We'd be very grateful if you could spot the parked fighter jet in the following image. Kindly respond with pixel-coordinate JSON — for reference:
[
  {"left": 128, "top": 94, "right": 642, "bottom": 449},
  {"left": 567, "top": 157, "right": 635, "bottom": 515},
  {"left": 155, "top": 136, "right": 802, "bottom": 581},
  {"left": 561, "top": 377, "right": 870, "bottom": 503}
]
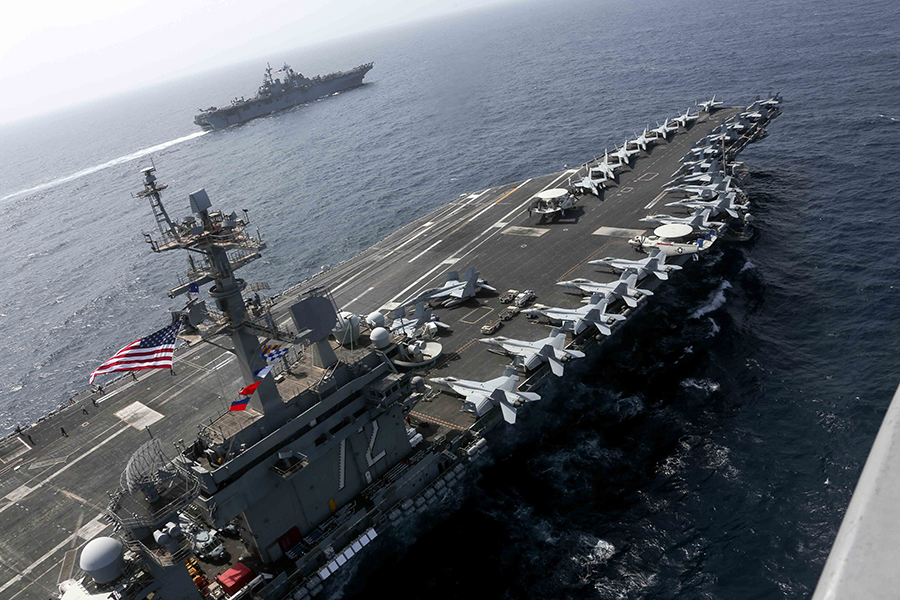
[
  {"left": 610, "top": 141, "right": 640, "bottom": 167},
  {"left": 665, "top": 177, "right": 742, "bottom": 198},
  {"left": 523, "top": 294, "right": 626, "bottom": 336},
  {"left": 421, "top": 266, "right": 496, "bottom": 307},
  {"left": 698, "top": 95, "right": 725, "bottom": 112},
  {"left": 758, "top": 92, "right": 782, "bottom": 109},
  {"left": 666, "top": 169, "right": 726, "bottom": 188},
  {"left": 702, "top": 128, "right": 739, "bottom": 146},
  {"left": 557, "top": 272, "right": 654, "bottom": 308},
  {"left": 628, "top": 128, "right": 659, "bottom": 152},
  {"left": 573, "top": 162, "right": 611, "bottom": 196},
  {"left": 672, "top": 107, "right": 700, "bottom": 128},
  {"left": 430, "top": 368, "right": 541, "bottom": 424},
  {"left": 390, "top": 302, "right": 450, "bottom": 336},
  {"left": 650, "top": 119, "right": 679, "bottom": 141},
  {"left": 478, "top": 328, "right": 585, "bottom": 377},
  {"left": 682, "top": 145, "right": 722, "bottom": 161},
  {"left": 666, "top": 192, "right": 745, "bottom": 219},
  {"left": 670, "top": 157, "right": 723, "bottom": 180},
  {"left": 589, "top": 249, "right": 682, "bottom": 281}
]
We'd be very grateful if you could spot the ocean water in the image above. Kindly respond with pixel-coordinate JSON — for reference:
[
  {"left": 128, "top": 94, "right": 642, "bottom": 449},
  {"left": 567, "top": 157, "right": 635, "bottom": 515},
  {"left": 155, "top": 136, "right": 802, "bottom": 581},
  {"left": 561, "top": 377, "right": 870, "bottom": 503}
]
[{"left": 2, "top": 0, "right": 899, "bottom": 597}]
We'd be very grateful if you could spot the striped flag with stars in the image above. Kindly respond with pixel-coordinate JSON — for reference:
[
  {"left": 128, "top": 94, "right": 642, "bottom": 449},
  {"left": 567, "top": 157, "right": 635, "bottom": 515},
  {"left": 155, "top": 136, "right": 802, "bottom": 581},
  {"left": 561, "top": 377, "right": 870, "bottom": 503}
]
[{"left": 90, "top": 322, "right": 181, "bottom": 384}]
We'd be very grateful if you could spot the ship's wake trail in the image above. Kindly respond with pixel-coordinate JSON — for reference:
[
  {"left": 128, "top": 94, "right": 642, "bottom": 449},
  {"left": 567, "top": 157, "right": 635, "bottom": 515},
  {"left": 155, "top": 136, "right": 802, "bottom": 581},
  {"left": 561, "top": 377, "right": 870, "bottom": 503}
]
[{"left": 0, "top": 130, "right": 208, "bottom": 202}]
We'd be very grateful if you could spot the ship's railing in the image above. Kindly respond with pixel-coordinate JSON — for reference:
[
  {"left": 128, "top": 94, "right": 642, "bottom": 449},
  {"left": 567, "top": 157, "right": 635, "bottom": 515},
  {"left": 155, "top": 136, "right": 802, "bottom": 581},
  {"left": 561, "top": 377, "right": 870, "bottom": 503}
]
[
  {"left": 121, "top": 534, "right": 193, "bottom": 567},
  {"left": 107, "top": 464, "right": 200, "bottom": 529}
]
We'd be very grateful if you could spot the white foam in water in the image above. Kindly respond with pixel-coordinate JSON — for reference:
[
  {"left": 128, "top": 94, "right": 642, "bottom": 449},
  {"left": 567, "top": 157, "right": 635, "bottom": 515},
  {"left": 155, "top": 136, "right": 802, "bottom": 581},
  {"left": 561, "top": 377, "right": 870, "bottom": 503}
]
[
  {"left": 690, "top": 281, "right": 732, "bottom": 319},
  {"left": 0, "top": 130, "right": 208, "bottom": 203},
  {"left": 680, "top": 378, "right": 721, "bottom": 393}
]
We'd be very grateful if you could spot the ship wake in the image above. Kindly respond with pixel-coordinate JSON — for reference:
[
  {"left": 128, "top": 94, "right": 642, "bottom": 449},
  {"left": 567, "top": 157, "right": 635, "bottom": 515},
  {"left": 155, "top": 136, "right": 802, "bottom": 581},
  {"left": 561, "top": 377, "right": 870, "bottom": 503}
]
[{"left": 1, "top": 131, "right": 208, "bottom": 203}]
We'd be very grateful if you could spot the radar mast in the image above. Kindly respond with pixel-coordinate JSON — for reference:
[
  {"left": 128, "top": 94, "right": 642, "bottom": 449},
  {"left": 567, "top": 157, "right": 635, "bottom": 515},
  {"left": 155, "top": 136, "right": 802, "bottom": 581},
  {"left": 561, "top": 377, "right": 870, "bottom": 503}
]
[{"left": 136, "top": 167, "right": 289, "bottom": 417}]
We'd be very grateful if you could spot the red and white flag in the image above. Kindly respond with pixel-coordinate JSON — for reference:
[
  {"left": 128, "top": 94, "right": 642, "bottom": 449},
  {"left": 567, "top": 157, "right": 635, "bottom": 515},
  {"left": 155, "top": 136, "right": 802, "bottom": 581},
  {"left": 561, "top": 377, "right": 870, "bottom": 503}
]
[{"left": 90, "top": 322, "right": 181, "bottom": 384}]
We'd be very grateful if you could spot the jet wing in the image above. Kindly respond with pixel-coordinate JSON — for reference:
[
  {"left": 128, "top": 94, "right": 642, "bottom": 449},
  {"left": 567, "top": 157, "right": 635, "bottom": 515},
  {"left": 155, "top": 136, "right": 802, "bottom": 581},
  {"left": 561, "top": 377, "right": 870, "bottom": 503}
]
[{"left": 523, "top": 351, "right": 544, "bottom": 372}]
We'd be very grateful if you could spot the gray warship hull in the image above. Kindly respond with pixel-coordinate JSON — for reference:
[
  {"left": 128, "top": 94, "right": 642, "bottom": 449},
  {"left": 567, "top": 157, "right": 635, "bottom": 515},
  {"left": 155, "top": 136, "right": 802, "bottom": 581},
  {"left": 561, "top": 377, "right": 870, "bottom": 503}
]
[
  {"left": 194, "top": 64, "right": 373, "bottom": 131},
  {"left": 0, "top": 100, "right": 779, "bottom": 600}
]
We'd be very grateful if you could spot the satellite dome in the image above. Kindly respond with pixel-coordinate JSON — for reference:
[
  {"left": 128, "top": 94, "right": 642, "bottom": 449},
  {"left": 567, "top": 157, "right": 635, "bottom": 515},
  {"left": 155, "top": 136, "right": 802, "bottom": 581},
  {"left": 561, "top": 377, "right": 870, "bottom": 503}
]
[
  {"left": 366, "top": 311, "right": 385, "bottom": 329},
  {"left": 333, "top": 311, "right": 361, "bottom": 345},
  {"left": 370, "top": 327, "right": 390, "bottom": 349},
  {"left": 79, "top": 537, "right": 124, "bottom": 584}
]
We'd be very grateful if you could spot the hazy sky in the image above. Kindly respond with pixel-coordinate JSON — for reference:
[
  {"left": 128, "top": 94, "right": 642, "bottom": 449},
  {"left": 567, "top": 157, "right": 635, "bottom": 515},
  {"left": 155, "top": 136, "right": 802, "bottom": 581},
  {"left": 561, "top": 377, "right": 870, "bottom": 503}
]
[{"left": 1, "top": 0, "right": 511, "bottom": 124}]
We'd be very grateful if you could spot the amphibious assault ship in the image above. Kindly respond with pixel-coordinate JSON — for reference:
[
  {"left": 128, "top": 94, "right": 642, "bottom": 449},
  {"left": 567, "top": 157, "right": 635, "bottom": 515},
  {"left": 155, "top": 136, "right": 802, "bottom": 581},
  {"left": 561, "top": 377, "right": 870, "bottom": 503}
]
[
  {"left": 0, "top": 96, "right": 780, "bottom": 600},
  {"left": 194, "top": 62, "right": 374, "bottom": 130}
]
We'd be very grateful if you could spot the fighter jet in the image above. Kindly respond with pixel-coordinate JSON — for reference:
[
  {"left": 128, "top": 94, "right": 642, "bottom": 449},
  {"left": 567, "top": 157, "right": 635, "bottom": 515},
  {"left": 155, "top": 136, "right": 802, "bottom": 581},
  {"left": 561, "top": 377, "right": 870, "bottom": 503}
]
[
  {"left": 666, "top": 167, "right": 730, "bottom": 188},
  {"left": 665, "top": 177, "right": 743, "bottom": 199},
  {"left": 627, "top": 128, "right": 659, "bottom": 152},
  {"left": 670, "top": 157, "right": 723, "bottom": 180},
  {"left": 682, "top": 145, "right": 722, "bottom": 162},
  {"left": 430, "top": 368, "right": 541, "bottom": 424},
  {"left": 672, "top": 107, "right": 700, "bottom": 128},
  {"left": 665, "top": 192, "right": 745, "bottom": 219},
  {"left": 641, "top": 208, "right": 724, "bottom": 231},
  {"left": 698, "top": 95, "right": 725, "bottom": 112},
  {"left": 556, "top": 272, "right": 654, "bottom": 308},
  {"left": 610, "top": 141, "right": 640, "bottom": 167},
  {"left": 573, "top": 162, "right": 611, "bottom": 197},
  {"left": 523, "top": 294, "right": 626, "bottom": 336},
  {"left": 701, "top": 128, "right": 740, "bottom": 146},
  {"left": 649, "top": 119, "right": 679, "bottom": 141},
  {"left": 758, "top": 92, "right": 782, "bottom": 109},
  {"left": 420, "top": 266, "right": 496, "bottom": 307},
  {"left": 390, "top": 302, "right": 450, "bottom": 336},
  {"left": 478, "top": 328, "right": 585, "bottom": 377},
  {"left": 589, "top": 249, "right": 683, "bottom": 281}
]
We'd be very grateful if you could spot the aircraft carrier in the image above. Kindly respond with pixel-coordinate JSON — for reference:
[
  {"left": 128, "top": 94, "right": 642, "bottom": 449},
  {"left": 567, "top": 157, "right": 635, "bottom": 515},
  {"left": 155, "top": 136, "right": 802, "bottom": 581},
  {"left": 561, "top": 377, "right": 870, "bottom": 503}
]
[
  {"left": 0, "top": 97, "right": 780, "bottom": 600},
  {"left": 194, "top": 62, "right": 374, "bottom": 130}
]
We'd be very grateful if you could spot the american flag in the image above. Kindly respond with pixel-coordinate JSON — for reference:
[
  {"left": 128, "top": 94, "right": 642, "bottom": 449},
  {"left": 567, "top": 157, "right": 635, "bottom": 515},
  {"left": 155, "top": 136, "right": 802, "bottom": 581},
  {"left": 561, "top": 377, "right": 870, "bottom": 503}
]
[{"left": 89, "top": 322, "right": 182, "bottom": 384}]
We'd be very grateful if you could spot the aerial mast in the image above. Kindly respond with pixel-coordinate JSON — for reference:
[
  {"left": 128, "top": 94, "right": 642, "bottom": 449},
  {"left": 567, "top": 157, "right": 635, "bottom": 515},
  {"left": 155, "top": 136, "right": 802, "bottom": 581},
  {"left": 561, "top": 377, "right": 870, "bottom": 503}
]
[{"left": 136, "top": 167, "right": 289, "bottom": 417}]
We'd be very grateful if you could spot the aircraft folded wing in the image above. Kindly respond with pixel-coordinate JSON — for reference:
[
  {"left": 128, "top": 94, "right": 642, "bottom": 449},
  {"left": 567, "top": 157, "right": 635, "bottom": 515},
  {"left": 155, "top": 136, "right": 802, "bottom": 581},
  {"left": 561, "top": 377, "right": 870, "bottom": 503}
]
[
  {"left": 428, "top": 287, "right": 452, "bottom": 298},
  {"left": 523, "top": 351, "right": 544, "bottom": 372},
  {"left": 546, "top": 353, "right": 564, "bottom": 376},
  {"left": 490, "top": 388, "right": 518, "bottom": 424}
]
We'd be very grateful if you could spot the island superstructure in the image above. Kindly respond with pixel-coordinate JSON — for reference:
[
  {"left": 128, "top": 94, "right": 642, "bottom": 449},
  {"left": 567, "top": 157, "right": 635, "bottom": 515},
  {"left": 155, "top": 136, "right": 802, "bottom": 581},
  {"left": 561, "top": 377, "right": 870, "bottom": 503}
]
[
  {"left": 194, "top": 62, "right": 374, "bottom": 130},
  {"left": 0, "top": 96, "right": 780, "bottom": 600}
]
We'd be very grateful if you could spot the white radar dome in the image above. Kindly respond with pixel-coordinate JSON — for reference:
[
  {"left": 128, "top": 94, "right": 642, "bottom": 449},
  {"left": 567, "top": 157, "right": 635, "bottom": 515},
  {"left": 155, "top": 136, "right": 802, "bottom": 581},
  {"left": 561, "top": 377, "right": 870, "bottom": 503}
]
[
  {"left": 370, "top": 327, "right": 391, "bottom": 349},
  {"left": 366, "top": 311, "right": 386, "bottom": 329},
  {"left": 333, "top": 311, "right": 361, "bottom": 345},
  {"left": 79, "top": 537, "right": 125, "bottom": 584}
]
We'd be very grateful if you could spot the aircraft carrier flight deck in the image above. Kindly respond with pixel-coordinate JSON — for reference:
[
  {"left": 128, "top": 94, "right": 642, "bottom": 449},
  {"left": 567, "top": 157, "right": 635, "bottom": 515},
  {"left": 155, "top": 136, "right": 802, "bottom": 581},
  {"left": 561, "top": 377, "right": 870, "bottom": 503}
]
[{"left": 0, "top": 101, "right": 777, "bottom": 600}]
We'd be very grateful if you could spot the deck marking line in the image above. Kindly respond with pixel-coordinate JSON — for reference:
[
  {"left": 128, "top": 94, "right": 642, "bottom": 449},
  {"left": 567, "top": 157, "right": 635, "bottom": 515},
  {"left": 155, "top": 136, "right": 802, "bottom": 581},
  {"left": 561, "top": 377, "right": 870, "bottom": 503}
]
[
  {"left": 400, "top": 170, "right": 577, "bottom": 304},
  {"left": 341, "top": 286, "right": 375, "bottom": 310},
  {"left": 408, "top": 240, "right": 443, "bottom": 263},
  {"left": 645, "top": 191, "right": 667, "bottom": 210}
]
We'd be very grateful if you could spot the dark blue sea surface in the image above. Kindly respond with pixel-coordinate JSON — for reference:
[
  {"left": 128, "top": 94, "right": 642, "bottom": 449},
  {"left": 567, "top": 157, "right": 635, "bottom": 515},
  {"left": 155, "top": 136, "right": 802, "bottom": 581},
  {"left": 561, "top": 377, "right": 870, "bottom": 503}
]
[{"left": 1, "top": 0, "right": 899, "bottom": 597}]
